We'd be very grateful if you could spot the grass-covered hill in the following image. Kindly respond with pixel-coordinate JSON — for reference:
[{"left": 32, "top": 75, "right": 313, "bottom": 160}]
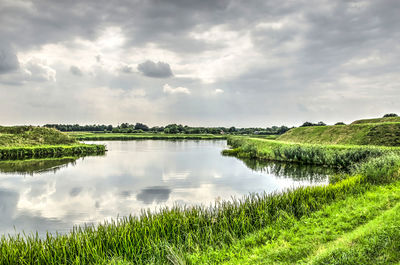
[
  {"left": 277, "top": 122, "right": 400, "bottom": 146},
  {"left": 0, "top": 126, "right": 77, "bottom": 147},
  {"left": 0, "top": 126, "right": 104, "bottom": 160},
  {"left": 351, "top": 116, "right": 400, "bottom": 124}
]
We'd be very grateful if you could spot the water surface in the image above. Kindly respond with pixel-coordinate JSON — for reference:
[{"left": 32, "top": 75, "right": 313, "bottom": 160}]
[{"left": 0, "top": 140, "right": 331, "bottom": 236}]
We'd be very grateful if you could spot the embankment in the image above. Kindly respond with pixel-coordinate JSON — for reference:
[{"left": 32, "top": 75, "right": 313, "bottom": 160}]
[
  {"left": 276, "top": 123, "right": 400, "bottom": 146},
  {"left": 0, "top": 126, "right": 105, "bottom": 160}
]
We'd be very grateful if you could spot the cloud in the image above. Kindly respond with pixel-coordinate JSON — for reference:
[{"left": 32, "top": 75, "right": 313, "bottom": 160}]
[
  {"left": 138, "top": 60, "right": 173, "bottom": 78},
  {"left": 119, "top": 64, "right": 134, "bottom": 74},
  {"left": 24, "top": 58, "right": 56, "bottom": 82},
  {"left": 70, "top": 65, "right": 83, "bottom": 76},
  {"left": 0, "top": 57, "right": 56, "bottom": 85},
  {"left": 163, "top": 84, "right": 190, "bottom": 95},
  {"left": 0, "top": 44, "right": 19, "bottom": 74},
  {"left": 1, "top": 0, "right": 400, "bottom": 126}
]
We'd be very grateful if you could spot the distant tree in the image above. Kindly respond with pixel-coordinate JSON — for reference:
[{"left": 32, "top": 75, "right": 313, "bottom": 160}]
[
  {"left": 134, "top": 123, "right": 149, "bottom": 131},
  {"left": 335, "top": 122, "right": 346, "bottom": 125},
  {"left": 383, "top": 113, "right": 398, "bottom": 117},
  {"left": 301, "top": 121, "right": 326, "bottom": 127},
  {"left": 300, "top": 122, "right": 314, "bottom": 127},
  {"left": 120, "top": 123, "right": 129, "bottom": 129}
]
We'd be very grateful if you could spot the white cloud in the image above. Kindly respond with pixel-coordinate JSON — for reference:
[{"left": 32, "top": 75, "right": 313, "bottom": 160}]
[
  {"left": 163, "top": 84, "right": 190, "bottom": 95},
  {"left": 24, "top": 58, "right": 56, "bottom": 82}
]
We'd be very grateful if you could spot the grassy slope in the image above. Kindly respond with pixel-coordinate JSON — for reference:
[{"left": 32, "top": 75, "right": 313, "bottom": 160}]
[
  {"left": 67, "top": 132, "right": 227, "bottom": 140},
  {"left": 189, "top": 180, "right": 400, "bottom": 264},
  {"left": 352, "top": 116, "right": 400, "bottom": 124},
  {"left": 277, "top": 123, "right": 400, "bottom": 146},
  {"left": 211, "top": 137, "right": 400, "bottom": 264},
  {"left": 224, "top": 137, "right": 400, "bottom": 169},
  {"left": 0, "top": 126, "right": 105, "bottom": 160},
  {"left": 0, "top": 126, "right": 77, "bottom": 147}
]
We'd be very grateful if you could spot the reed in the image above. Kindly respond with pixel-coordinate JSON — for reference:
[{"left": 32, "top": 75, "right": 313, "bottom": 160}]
[
  {"left": 224, "top": 136, "right": 400, "bottom": 169},
  {"left": 0, "top": 144, "right": 106, "bottom": 160}
]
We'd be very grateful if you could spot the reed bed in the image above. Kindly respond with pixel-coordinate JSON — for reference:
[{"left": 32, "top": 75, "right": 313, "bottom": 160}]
[
  {"left": 224, "top": 136, "right": 400, "bottom": 169},
  {"left": 0, "top": 144, "right": 105, "bottom": 160}
]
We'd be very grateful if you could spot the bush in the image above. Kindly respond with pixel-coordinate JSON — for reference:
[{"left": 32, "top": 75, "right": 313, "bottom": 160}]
[{"left": 383, "top": 113, "right": 398, "bottom": 117}]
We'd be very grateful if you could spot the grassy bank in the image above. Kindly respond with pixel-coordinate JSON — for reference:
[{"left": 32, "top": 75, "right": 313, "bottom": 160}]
[
  {"left": 351, "top": 116, "right": 400, "bottom": 124},
  {"left": 67, "top": 132, "right": 227, "bottom": 141},
  {"left": 189, "top": 175, "right": 400, "bottom": 264},
  {"left": 1, "top": 138, "right": 400, "bottom": 264},
  {"left": 277, "top": 122, "right": 400, "bottom": 146},
  {"left": 0, "top": 144, "right": 105, "bottom": 160},
  {"left": 223, "top": 136, "right": 400, "bottom": 169},
  {"left": 0, "top": 126, "right": 76, "bottom": 147},
  {"left": 0, "top": 126, "right": 105, "bottom": 160}
]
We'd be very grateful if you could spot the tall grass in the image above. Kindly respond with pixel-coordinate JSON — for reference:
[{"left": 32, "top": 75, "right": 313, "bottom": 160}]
[
  {"left": 0, "top": 126, "right": 78, "bottom": 147},
  {"left": 225, "top": 136, "right": 400, "bottom": 169},
  {"left": 0, "top": 144, "right": 105, "bottom": 160}
]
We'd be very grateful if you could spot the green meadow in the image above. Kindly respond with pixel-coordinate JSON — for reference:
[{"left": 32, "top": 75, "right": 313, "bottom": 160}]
[
  {"left": 277, "top": 120, "right": 400, "bottom": 146},
  {"left": 0, "top": 126, "right": 105, "bottom": 160}
]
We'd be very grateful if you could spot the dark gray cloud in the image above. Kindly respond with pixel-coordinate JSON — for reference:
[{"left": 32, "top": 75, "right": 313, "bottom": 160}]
[
  {"left": 0, "top": 44, "right": 19, "bottom": 74},
  {"left": 137, "top": 60, "right": 173, "bottom": 78},
  {"left": 70, "top": 66, "right": 83, "bottom": 76}
]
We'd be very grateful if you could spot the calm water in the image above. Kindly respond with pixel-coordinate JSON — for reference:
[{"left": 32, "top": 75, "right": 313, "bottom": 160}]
[{"left": 0, "top": 140, "right": 332, "bottom": 236}]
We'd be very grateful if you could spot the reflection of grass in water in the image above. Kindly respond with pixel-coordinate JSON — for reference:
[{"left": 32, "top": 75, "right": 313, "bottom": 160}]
[
  {"left": 2, "top": 137, "right": 400, "bottom": 264},
  {"left": 0, "top": 157, "right": 79, "bottom": 176},
  {"left": 238, "top": 158, "right": 340, "bottom": 182}
]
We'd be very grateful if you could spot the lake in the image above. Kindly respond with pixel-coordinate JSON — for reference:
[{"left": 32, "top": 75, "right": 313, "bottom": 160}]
[{"left": 0, "top": 140, "right": 332, "bottom": 236}]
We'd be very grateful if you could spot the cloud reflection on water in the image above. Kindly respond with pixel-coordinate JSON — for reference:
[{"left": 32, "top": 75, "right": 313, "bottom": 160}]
[{"left": 0, "top": 140, "right": 331, "bottom": 236}]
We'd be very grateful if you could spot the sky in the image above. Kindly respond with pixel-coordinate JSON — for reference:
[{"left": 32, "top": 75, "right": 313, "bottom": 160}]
[{"left": 0, "top": 0, "right": 399, "bottom": 127}]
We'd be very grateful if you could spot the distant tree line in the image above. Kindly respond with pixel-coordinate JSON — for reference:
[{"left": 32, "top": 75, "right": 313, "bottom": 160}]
[
  {"left": 383, "top": 113, "right": 398, "bottom": 117},
  {"left": 300, "top": 121, "right": 327, "bottom": 127},
  {"left": 43, "top": 123, "right": 291, "bottom": 135}
]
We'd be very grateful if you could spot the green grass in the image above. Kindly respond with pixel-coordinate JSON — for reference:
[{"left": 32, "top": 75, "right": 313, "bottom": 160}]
[
  {"left": 0, "top": 144, "right": 106, "bottom": 160},
  {"left": 0, "top": 126, "right": 106, "bottom": 160},
  {"left": 2, "top": 131, "right": 400, "bottom": 264},
  {"left": 0, "top": 126, "right": 78, "bottom": 147},
  {"left": 277, "top": 123, "right": 400, "bottom": 146},
  {"left": 1, "top": 147, "right": 400, "bottom": 264},
  {"left": 223, "top": 136, "right": 400, "bottom": 168},
  {"left": 351, "top": 116, "right": 400, "bottom": 124},
  {"left": 189, "top": 176, "right": 400, "bottom": 264},
  {"left": 67, "top": 132, "right": 227, "bottom": 141}
]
